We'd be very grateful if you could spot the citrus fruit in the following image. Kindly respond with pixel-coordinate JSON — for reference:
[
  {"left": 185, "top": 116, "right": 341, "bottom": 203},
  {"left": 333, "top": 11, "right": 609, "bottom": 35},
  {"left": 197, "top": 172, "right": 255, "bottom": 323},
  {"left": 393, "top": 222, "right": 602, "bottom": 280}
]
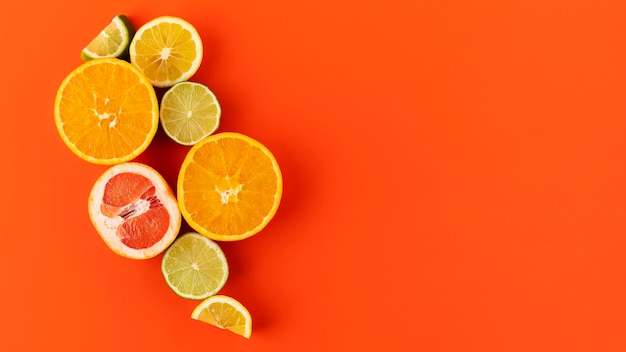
[
  {"left": 191, "top": 295, "right": 252, "bottom": 338},
  {"left": 159, "top": 81, "right": 221, "bottom": 146},
  {"left": 129, "top": 16, "right": 203, "bottom": 88},
  {"left": 177, "top": 132, "right": 283, "bottom": 241},
  {"left": 161, "top": 232, "right": 229, "bottom": 299},
  {"left": 54, "top": 58, "right": 159, "bottom": 165},
  {"left": 81, "top": 14, "right": 135, "bottom": 61},
  {"left": 88, "top": 162, "right": 181, "bottom": 259}
]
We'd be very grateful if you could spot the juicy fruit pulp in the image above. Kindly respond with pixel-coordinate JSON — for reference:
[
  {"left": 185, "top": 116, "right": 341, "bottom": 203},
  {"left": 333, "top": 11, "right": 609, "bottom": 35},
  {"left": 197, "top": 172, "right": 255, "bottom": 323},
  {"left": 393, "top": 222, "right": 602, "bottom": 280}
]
[
  {"left": 161, "top": 232, "right": 229, "bottom": 299},
  {"left": 54, "top": 58, "right": 159, "bottom": 165},
  {"left": 177, "top": 132, "right": 283, "bottom": 241},
  {"left": 88, "top": 162, "right": 181, "bottom": 259},
  {"left": 100, "top": 172, "right": 170, "bottom": 249}
]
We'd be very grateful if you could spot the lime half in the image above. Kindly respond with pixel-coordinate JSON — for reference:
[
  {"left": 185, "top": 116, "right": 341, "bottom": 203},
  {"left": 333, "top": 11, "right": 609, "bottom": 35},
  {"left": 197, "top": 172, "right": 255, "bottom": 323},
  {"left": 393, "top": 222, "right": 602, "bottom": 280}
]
[
  {"left": 161, "top": 232, "right": 229, "bottom": 300},
  {"left": 159, "top": 82, "right": 221, "bottom": 146},
  {"left": 81, "top": 14, "right": 135, "bottom": 61}
]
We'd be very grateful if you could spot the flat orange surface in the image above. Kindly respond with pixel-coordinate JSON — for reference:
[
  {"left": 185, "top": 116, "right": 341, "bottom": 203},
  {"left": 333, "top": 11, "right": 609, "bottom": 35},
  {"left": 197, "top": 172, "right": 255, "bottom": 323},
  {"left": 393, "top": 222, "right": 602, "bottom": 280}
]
[{"left": 2, "top": 1, "right": 626, "bottom": 350}]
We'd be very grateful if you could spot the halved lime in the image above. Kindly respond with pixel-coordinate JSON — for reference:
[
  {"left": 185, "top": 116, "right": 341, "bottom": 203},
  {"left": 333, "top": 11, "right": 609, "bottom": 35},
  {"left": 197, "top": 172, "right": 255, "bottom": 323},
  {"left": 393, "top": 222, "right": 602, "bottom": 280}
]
[
  {"left": 81, "top": 14, "right": 135, "bottom": 61},
  {"left": 161, "top": 232, "right": 229, "bottom": 300},
  {"left": 159, "top": 81, "right": 221, "bottom": 146}
]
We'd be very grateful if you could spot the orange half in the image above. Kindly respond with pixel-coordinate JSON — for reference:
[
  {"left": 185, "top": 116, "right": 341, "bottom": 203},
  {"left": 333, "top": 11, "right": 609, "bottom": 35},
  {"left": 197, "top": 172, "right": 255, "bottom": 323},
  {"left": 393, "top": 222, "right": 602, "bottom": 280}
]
[
  {"left": 54, "top": 58, "right": 159, "bottom": 165},
  {"left": 177, "top": 132, "right": 283, "bottom": 241}
]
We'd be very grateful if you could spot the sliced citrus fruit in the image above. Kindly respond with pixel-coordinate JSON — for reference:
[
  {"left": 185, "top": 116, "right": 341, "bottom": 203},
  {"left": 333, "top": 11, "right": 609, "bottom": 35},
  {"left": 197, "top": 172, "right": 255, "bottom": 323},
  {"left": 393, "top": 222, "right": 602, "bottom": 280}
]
[
  {"left": 81, "top": 14, "right": 135, "bottom": 61},
  {"left": 54, "top": 58, "right": 159, "bottom": 165},
  {"left": 88, "top": 162, "right": 181, "bottom": 259},
  {"left": 159, "top": 81, "right": 221, "bottom": 146},
  {"left": 161, "top": 232, "right": 229, "bottom": 299},
  {"left": 191, "top": 295, "right": 252, "bottom": 338},
  {"left": 129, "top": 16, "right": 203, "bottom": 88},
  {"left": 177, "top": 132, "right": 283, "bottom": 241}
]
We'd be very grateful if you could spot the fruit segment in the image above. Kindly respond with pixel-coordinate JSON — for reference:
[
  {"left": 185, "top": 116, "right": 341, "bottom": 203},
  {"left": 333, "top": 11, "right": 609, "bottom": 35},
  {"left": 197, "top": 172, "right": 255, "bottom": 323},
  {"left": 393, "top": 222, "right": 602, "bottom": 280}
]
[
  {"left": 81, "top": 14, "right": 135, "bottom": 61},
  {"left": 191, "top": 295, "right": 252, "bottom": 338}
]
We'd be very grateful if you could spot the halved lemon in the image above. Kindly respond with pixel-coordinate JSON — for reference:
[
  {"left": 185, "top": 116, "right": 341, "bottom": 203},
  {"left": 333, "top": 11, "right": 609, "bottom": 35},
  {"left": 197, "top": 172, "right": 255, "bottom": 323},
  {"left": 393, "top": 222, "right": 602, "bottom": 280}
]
[
  {"left": 191, "top": 295, "right": 252, "bottom": 338},
  {"left": 129, "top": 16, "right": 203, "bottom": 87}
]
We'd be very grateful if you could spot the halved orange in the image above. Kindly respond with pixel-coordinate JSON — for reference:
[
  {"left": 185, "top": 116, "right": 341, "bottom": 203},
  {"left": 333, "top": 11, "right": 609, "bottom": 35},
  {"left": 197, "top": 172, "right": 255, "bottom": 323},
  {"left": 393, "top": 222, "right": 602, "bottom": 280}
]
[
  {"left": 54, "top": 58, "right": 159, "bottom": 165},
  {"left": 88, "top": 162, "right": 181, "bottom": 259},
  {"left": 177, "top": 132, "right": 283, "bottom": 241}
]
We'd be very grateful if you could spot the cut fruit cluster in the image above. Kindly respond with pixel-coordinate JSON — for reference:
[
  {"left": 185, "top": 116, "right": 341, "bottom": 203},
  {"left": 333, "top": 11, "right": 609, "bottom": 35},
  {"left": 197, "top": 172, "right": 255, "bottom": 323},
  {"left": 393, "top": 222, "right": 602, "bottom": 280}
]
[{"left": 53, "top": 14, "right": 284, "bottom": 339}]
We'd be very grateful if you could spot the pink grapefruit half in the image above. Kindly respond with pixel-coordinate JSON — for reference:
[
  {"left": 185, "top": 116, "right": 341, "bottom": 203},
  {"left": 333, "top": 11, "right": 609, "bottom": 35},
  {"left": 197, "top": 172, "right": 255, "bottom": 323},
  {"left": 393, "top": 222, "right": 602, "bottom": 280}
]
[{"left": 88, "top": 162, "right": 181, "bottom": 259}]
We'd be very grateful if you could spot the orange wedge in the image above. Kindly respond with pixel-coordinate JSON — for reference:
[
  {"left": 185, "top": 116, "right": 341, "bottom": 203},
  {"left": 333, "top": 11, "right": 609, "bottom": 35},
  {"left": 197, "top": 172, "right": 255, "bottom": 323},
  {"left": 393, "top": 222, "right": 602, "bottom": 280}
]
[
  {"left": 177, "top": 132, "right": 283, "bottom": 241},
  {"left": 54, "top": 58, "right": 159, "bottom": 165}
]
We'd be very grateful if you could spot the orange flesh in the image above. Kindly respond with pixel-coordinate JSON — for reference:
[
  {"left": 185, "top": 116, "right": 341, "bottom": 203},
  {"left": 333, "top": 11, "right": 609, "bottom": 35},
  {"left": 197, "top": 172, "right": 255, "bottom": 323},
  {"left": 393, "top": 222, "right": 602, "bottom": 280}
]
[
  {"left": 100, "top": 173, "right": 170, "bottom": 249},
  {"left": 181, "top": 137, "right": 279, "bottom": 237},
  {"left": 55, "top": 59, "right": 159, "bottom": 164}
]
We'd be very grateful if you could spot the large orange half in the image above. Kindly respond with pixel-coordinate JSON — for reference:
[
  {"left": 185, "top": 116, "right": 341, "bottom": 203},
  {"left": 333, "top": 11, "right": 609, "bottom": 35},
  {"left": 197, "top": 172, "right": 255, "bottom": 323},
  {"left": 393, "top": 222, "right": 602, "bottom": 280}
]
[
  {"left": 177, "top": 132, "right": 283, "bottom": 241},
  {"left": 54, "top": 58, "right": 159, "bottom": 165},
  {"left": 88, "top": 162, "right": 181, "bottom": 259}
]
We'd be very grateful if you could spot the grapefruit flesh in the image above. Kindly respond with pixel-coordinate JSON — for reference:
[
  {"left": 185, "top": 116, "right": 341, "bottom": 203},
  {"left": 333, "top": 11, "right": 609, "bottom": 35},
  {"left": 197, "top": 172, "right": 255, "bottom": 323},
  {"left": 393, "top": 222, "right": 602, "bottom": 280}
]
[
  {"left": 88, "top": 162, "right": 181, "bottom": 259},
  {"left": 101, "top": 173, "right": 171, "bottom": 249}
]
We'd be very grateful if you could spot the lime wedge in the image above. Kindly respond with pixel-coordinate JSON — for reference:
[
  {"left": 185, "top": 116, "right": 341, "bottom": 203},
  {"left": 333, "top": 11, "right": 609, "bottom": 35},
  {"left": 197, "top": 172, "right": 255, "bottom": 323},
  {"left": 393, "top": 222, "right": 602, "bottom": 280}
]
[{"left": 81, "top": 14, "right": 135, "bottom": 61}]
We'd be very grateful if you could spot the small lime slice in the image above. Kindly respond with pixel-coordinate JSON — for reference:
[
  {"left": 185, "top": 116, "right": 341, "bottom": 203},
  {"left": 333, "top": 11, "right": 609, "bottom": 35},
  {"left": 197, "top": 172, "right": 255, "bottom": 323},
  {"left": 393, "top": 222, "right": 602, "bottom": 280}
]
[
  {"left": 159, "top": 81, "right": 221, "bottom": 146},
  {"left": 161, "top": 232, "right": 229, "bottom": 300},
  {"left": 81, "top": 14, "right": 135, "bottom": 61},
  {"left": 191, "top": 295, "right": 252, "bottom": 338}
]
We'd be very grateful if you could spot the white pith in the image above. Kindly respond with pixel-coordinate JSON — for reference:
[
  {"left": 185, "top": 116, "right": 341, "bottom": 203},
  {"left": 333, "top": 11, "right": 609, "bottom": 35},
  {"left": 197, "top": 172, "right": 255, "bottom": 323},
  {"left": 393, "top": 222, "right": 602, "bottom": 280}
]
[{"left": 216, "top": 184, "right": 243, "bottom": 204}]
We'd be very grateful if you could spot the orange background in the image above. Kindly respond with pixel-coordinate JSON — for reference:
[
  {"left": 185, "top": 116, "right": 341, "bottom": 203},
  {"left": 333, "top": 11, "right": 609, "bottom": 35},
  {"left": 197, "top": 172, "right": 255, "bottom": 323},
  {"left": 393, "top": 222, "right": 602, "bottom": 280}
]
[{"left": 1, "top": 0, "right": 626, "bottom": 350}]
